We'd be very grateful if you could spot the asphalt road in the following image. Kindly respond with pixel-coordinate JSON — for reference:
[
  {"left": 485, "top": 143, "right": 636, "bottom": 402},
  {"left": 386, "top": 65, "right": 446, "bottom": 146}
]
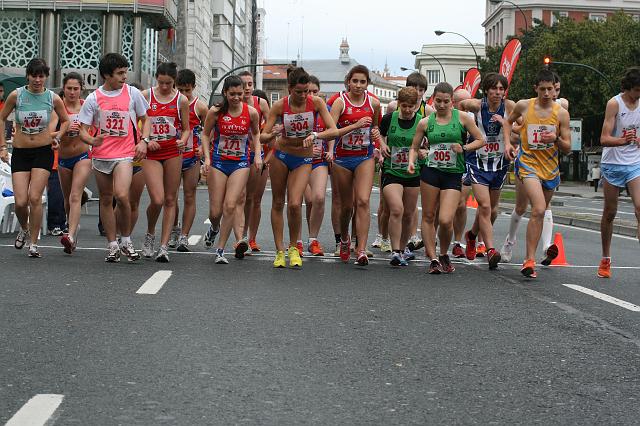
[{"left": 1, "top": 185, "right": 639, "bottom": 425}]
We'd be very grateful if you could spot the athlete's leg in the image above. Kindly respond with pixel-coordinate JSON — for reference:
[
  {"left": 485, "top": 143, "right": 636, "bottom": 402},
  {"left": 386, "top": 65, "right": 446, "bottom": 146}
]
[
  {"left": 143, "top": 159, "right": 165, "bottom": 236},
  {"left": 208, "top": 168, "right": 228, "bottom": 232},
  {"left": 58, "top": 166, "right": 73, "bottom": 224},
  {"left": 420, "top": 182, "right": 440, "bottom": 260},
  {"left": 330, "top": 170, "right": 342, "bottom": 245},
  {"left": 383, "top": 183, "right": 404, "bottom": 251},
  {"left": 600, "top": 179, "right": 619, "bottom": 258},
  {"left": 304, "top": 184, "right": 313, "bottom": 232},
  {"left": 541, "top": 209, "right": 554, "bottom": 251},
  {"left": 522, "top": 178, "right": 554, "bottom": 261},
  {"left": 95, "top": 171, "right": 117, "bottom": 242},
  {"left": 65, "top": 159, "right": 92, "bottom": 239},
  {"left": 629, "top": 177, "right": 640, "bottom": 241},
  {"left": 11, "top": 171, "right": 32, "bottom": 231},
  {"left": 158, "top": 156, "right": 182, "bottom": 247},
  {"left": 307, "top": 165, "right": 329, "bottom": 239},
  {"left": 332, "top": 164, "right": 355, "bottom": 242},
  {"left": 453, "top": 184, "right": 471, "bottom": 242},
  {"left": 269, "top": 157, "right": 289, "bottom": 252},
  {"left": 285, "top": 164, "right": 312, "bottom": 247},
  {"left": 180, "top": 163, "right": 200, "bottom": 237},
  {"left": 437, "top": 189, "right": 460, "bottom": 256},
  {"left": 26, "top": 169, "right": 49, "bottom": 245},
  {"left": 353, "top": 158, "right": 375, "bottom": 253},
  {"left": 378, "top": 190, "right": 389, "bottom": 239},
  {"left": 507, "top": 176, "right": 528, "bottom": 242},
  {"left": 127, "top": 170, "right": 146, "bottom": 236},
  {"left": 470, "top": 183, "right": 494, "bottom": 249},
  {"left": 248, "top": 167, "right": 268, "bottom": 244},
  {"left": 112, "top": 163, "right": 133, "bottom": 240},
  {"left": 217, "top": 168, "right": 250, "bottom": 250},
  {"left": 400, "top": 187, "right": 419, "bottom": 250}
]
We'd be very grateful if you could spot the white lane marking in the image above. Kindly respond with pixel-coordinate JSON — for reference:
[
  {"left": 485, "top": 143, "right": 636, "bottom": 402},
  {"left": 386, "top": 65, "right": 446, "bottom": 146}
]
[
  {"left": 188, "top": 235, "right": 201, "bottom": 245},
  {"left": 136, "top": 270, "right": 172, "bottom": 294},
  {"left": 6, "top": 394, "right": 64, "bottom": 426},
  {"left": 563, "top": 284, "right": 640, "bottom": 312}
]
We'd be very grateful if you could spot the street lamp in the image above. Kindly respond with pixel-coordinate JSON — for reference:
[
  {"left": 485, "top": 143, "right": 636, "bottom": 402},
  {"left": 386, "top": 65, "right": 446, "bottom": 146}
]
[
  {"left": 411, "top": 50, "right": 447, "bottom": 82},
  {"left": 544, "top": 58, "right": 616, "bottom": 94},
  {"left": 434, "top": 30, "right": 480, "bottom": 71},
  {"left": 488, "top": 0, "right": 528, "bottom": 32}
]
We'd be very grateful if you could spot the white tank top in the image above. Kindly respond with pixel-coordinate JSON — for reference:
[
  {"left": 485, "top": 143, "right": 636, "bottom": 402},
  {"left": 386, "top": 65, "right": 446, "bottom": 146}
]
[{"left": 602, "top": 94, "right": 640, "bottom": 165}]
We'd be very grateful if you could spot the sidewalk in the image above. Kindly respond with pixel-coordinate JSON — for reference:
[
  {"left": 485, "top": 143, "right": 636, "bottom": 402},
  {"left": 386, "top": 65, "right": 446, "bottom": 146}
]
[{"left": 503, "top": 180, "right": 633, "bottom": 202}]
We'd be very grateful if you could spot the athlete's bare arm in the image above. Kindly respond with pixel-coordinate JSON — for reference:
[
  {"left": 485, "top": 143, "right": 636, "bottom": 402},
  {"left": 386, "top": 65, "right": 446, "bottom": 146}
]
[
  {"left": 313, "top": 96, "right": 338, "bottom": 141},
  {"left": 51, "top": 94, "right": 71, "bottom": 145},
  {"left": 248, "top": 105, "right": 262, "bottom": 170},
  {"left": 555, "top": 108, "right": 572, "bottom": 154},
  {"left": 407, "top": 117, "right": 428, "bottom": 175},
  {"left": 503, "top": 99, "right": 528, "bottom": 160},
  {"left": 600, "top": 98, "right": 631, "bottom": 147},
  {"left": 387, "top": 100, "right": 397, "bottom": 114},
  {"left": 200, "top": 106, "right": 220, "bottom": 172},
  {"left": 177, "top": 94, "right": 191, "bottom": 151},
  {"left": 260, "top": 99, "right": 283, "bottom": 144},
  {"left": 458, "top": 98, "right": 481, "bottom": 113},
  {"left": 459, "top": 111, "right": 485, "bottom": 152}
]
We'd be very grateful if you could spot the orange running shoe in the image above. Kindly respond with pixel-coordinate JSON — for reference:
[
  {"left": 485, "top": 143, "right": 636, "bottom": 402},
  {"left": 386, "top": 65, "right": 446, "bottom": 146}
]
[
  {"left": 249, "top": 239, "right": 261, "bottom": 252},
  {"left": 597, "top": 258, "right": 611, "bottom": 278},
  {"left": 520, "top": 259, "right": 537, "bottom": 278},
  {"left": 465, "top": 230, "right": 477, "bottom": 260},
  {"left": 308, "top": 240, "right": 324, "bottom": 256},
  {"left": 296, "top": 241, "right": 305, "bottom": 257},
  {"left": 476, "top": 242, "right": 487, "bottom": 257}
]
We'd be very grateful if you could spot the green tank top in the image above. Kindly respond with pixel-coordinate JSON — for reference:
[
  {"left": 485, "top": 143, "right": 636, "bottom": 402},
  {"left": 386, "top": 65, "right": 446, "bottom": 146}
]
[
  {"left": 383, "top": 111, "right": 422, "bottom": 179},
  {"left": 425, "top": 108, "right": 466, "bottom": 174},
  {"left": 15, "top": 87, "right": 54, "bottom": 135}
]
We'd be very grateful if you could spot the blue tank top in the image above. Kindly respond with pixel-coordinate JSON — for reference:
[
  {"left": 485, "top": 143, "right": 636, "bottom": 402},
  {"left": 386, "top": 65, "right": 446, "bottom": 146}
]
[
  {"left": 465, "top": 98, "right": 508, "bottom": 172},
  {"left": 15, "top": 87, "right": 54, "bottom": 135}
]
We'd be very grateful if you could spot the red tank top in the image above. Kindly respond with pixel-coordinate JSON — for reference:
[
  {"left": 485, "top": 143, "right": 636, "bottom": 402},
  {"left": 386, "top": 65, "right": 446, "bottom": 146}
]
[
  {"left": 184, "top": 97, "right": 201, "bottom": 159},
  {"left": 281, "top": 95, "right": 316, "bottom": 139},
  {"left": 335, "top": 91, "right": 375, "bottom": 157},
  {"left": 147, "top": 88, "right": 182, "bottom": 161},
  {"left": 213, "top": 102, "right": 251, "bottom": 162},
  {"left": 312, "top": 113, "right": 327, "bottom": 164}
]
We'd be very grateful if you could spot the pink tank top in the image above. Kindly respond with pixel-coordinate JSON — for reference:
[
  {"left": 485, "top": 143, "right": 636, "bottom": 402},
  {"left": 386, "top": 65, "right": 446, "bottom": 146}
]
[{"left": 93, "top": 84, "right": 135, "bottom": 160}]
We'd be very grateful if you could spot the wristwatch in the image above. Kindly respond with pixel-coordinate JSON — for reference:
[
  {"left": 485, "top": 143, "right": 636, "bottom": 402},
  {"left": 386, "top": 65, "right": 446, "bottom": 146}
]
[
  {"left": 311, "top": 131, "right": 318, "bottom": 141},
  {"left": 141, "top": 137, "right": 150, "bottom": 144}
]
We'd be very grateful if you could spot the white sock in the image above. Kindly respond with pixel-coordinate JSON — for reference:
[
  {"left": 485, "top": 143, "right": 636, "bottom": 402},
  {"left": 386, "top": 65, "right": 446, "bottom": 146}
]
[
  {"left": 121, "top": 236, "right": 131, "bottom": 244},
  {"left": 507, "top": 209, "right": 522, "bottom": 242},
  {"left": 541, "top": 209, "right": 553, "bottom": 250},
  {"left": 109, "top": 240, "right": 118, "bottom": 248}
]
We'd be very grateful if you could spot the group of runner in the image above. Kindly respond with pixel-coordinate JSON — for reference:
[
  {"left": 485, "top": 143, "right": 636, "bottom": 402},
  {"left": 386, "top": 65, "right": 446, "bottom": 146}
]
[{"left": 0, "top": 53, "right": 639, "bottom": 279}]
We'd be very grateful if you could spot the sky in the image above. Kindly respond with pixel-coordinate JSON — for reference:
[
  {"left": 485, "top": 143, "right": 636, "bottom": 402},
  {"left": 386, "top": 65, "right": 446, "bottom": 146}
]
[{"left": 261, "top": 0, "right": 486, "bottom": 76}]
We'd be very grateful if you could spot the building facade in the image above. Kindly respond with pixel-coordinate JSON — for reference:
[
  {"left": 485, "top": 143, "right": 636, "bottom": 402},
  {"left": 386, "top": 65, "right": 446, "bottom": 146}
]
[
  {"left": 484, "top": 0, "right": 640, "bottom": 47},
  {"left": 0, "top": 0, "right": 175, "bottom": 89},
  {"left": 413, "top": 44, "right": 486, "bottom": 96},
  {"left": 157, "top": 0, "right": 258, "bottom": 100}
]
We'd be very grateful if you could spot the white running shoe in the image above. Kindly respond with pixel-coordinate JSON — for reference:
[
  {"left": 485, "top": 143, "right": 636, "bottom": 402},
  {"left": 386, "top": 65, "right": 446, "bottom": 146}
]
[
  {"left": 142, "top": 233, "right": 155, "bottom": 258},
  {"left": 176, "top": 235, "right": 189, "bottom": 252},
  {"left": 168, "top": 226, "right": 180, "bottom": 248},
  {"left": 155, "top": 245, "right": 170, "bottom": 263},
  {"left": 215, "top": 249, "right": 229, "bottom": 264},
  {"left": 380, "top": 238, "right": 392, "bottom": 253},
  {"left": 500, "top": 238, "right": 516, "bottom": 263},
  {"left": 371, "top": 234, "right": 383, "bottom": 248}
]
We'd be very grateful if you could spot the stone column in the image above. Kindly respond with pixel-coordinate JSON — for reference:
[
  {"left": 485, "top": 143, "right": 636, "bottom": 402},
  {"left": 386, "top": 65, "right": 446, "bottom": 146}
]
[
  {"left": 133, "top": 16, "right": 143, "bottom": 83},
  {"left": 41, "top": 11, "right": 58, "bottom": 86}
]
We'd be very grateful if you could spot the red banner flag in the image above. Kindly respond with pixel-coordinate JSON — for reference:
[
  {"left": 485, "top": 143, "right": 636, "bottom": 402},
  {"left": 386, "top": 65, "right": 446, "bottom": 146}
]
[
  {"left": 499, "top": 38, "right": 522, "bottom": 91},
  {"left": 462, "top": 68, "right": 481, "bottom": 97},
  {"left": 427, "top": 94, "right": 434, "bottom": 106}
]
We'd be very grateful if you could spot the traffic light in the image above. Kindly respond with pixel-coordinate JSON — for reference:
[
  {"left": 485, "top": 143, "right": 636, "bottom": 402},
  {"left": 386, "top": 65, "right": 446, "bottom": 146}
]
[{"left": 544, "top": 56, "right": 551, "bottom": 68}]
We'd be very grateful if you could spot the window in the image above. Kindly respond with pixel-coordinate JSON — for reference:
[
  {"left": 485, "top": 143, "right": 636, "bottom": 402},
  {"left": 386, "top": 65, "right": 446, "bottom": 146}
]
[
  {"left": 551, "top": 11, "right": 569, "bottom": 25},
  {"left": 270, "top": 92, "right": 280, "bottom": 104},
  {"left": 460, "top": 70, "right": 468, "bottom": 83},
  {"left": 211, "top": 68, "right": 219, "bottom": 79},
  {"left": 427, "top": 70, "right": 440, "bottom": 85},
  {"left": 589, "top": 13, "right": 606, "bottom": 22}
]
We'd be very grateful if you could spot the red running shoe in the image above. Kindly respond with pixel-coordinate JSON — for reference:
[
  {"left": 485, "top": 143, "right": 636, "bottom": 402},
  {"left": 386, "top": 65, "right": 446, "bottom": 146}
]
[{"left": 465, "top": 230, "right": 477, "bottom": 260}]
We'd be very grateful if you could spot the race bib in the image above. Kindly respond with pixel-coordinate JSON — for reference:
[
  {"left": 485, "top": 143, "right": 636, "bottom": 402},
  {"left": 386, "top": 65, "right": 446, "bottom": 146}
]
[
  {"left": 149, "top": 116, "right": 177, "bottom": 142},
  {"left": 283, "top": 111, "right": 314, "bottom": 138},
  {"left": 99, "top": 110, "right": 130, "bottom": 137},
  {"left": 18, "top": 110, "right": 47, "bottom": 135},
  {"left": 341, "top": 127, "right": 371, "bottom": 150},
  {"left": 390, "top": 146, "right": 411, "bottom": 170},
  {"left": 478, "top": 135, "right": 504, "bottom": 160},
  {"left": 428, "top": 143, "right": 457, "bottom": 168},
  {"left": 218, "top": 134, "right": 247, "bottom": 157},
  {"left": 527, "top": 124, "right": 555, "bottom": 150}
]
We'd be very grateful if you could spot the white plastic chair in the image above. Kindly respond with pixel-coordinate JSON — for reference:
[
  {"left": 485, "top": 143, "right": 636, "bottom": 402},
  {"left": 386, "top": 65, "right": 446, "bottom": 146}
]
[{"left": 0, "top": 195, "right": 15, "bottom": 233}]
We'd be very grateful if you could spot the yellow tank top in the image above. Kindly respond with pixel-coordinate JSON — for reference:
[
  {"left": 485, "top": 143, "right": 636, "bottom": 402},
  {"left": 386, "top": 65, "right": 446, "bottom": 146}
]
[{"left": 518, "top": 98, "right": 561, "bottom": 180}]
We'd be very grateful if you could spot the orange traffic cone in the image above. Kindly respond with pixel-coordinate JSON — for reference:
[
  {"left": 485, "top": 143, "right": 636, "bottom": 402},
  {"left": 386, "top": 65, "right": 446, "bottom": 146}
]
[{"left": 550, "top": 232, "right": 569, "bottom": 266}]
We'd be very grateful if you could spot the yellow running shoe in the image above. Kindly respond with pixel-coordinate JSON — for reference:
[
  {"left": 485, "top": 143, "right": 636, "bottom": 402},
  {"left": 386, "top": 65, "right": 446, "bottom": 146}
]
[
  {"left": 288, "top": 245, "right": 302, "bottom": 267},
  {"left": 273, "top": 250, "right": 286, "bottom": 268}
]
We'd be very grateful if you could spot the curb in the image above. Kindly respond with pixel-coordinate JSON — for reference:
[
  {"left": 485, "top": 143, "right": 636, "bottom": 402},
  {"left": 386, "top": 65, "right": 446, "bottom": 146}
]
[{"left": 498, "top": 204, "right": 637, "bottom": 238}]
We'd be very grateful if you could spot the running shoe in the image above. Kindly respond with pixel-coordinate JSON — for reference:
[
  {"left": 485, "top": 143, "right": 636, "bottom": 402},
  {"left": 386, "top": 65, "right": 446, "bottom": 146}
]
[
  {"left": 339, "top": 239, "right": 351, "bottom": 263},
  {"left": 521, "top": 259, "right": 537, "bottom": 278},
  {"left": 176, "top": 235, "right": 190, "bottom": 252},
  {"left": 50, "top": 227, "right": 64, "bottom": 236},
  {"left": 428, "top": 259, "right": 442, "bottom": 274},
  {"left": 476, "top": 242, "right": 487, "bottom": 257},
  {"left": 296, "top": 241, "right": 305, "bottom": 257},
  {"left": 28, "top": 244, "right": 41, "bottom": 258},
  {"left": 390, "top": 251, "right": 402, "bottom": 266},
  {"left": 413, "top": 237, "right": 425, "bottom": 251},
  {"left": 399, "top": 254, "right": 409, "bottom": 267},
  {"left": 540, "top": 243, "right": 559, "bottom": 266},
  {"left": 168, "top": 226, "right": 181, "bottom": 248},
  {"left": 273, "top": 250, "right": 286, "bottom": 268},
  {"left": 351, "top": 236, "right": 356, "bottom": 252},
  {"left": 15, "top": 228, "right": 29, "bottom": 250},
  {"left": 452, "top": 242, "right": 465, "bottom": 258},
  {"left": 334, "top": 243, "right": 341, "bottom": 257},
  {"left": 204, "top": 224, "right": 219, "bottom": 248},
  {"left": 439, "top": 254, "right": 455, "bottom": 273},
  {"left": 288, "top": 245, "right": 302, "bottom": 267},
  {"left": 380, "top": 238, "right": 392, "bottom": 253},
  {"left": 235, "top": 239, "right": 249, "bottom": 259},
  {"left": 215, "top": 249, "right": 229, "bottom": 264},
  {"left": 120, "top": 240, "right": 141, "bottom": 261},
  {"left": 371, "top": 234, "right": 383, "bottom": 248},
  {"left": 403, "top": 247, "right": 416, "bottom": 261},
  {"left": 355, "top": 250, "right": 369, "bottom": 266},
  {"left": 105, "top": 245, "right": 121, "bottom": 263},
  {"left": 597, "top": 258, "right": 611, "bottom": 278},
  {"left": 465, "top": 231, "right": 477, "bottom": 260},
  {"left": 487, "top": 248, "right": 501, "bottom": 270},
  {"left": 142, "top": 233, "right": 155, "bottom": 258},
  {"left": 61, "top": 234, "right": 75, "bottom": 255},
  {"left": 309, "top": 240, "right": 324, "bottom": 256},
  {"left": 249, "top": 239, "right": 261, "bottom": 252},
  {"left": 366, "top": 248, "right": 374, "bottom": 258},
  {"left": 500, "top": 238, "right": 516, "bottom": 263},
  {"left": 407, "top": 235, "right": 423, "bottom": 251},
  {"left": 155, "top": 246, "right": 170, "bottom": 263}
]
